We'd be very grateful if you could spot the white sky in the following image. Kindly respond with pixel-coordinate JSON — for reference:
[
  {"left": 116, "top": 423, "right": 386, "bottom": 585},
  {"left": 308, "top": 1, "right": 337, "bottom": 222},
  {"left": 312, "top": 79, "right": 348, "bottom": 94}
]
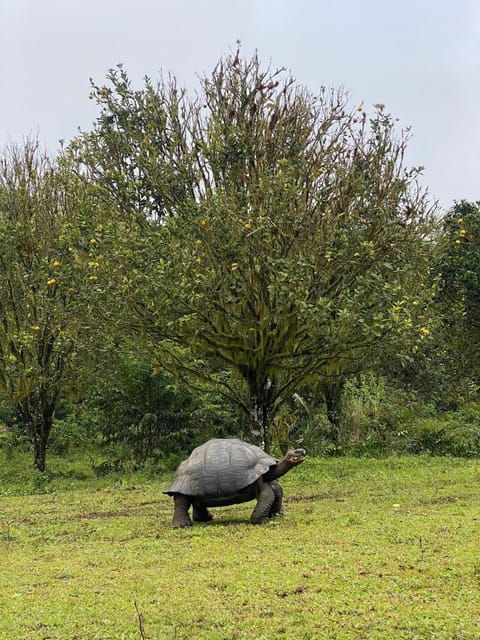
[{"left": 1, "top": 0, "right": 479, "bottom": 211}]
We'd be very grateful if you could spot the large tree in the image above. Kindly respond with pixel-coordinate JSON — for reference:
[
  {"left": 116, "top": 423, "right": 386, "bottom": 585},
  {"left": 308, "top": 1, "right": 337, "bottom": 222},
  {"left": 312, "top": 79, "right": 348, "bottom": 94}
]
[
  {"left": 73, "top": 50, "right": 437, "bottom": 449},
  {"left": 0, "top": 141, "right": 104, "bottom": 470}
]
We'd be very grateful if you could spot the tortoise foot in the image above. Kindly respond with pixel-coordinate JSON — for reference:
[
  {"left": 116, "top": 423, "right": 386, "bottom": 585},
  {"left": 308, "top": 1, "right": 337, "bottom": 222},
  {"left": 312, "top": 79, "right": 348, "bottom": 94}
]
[
  {"left": 172, "top": 519, "right": 193, "bottom": 528},
  {"left": 193, "top": 506, "right": 214, "bottom": 522}
]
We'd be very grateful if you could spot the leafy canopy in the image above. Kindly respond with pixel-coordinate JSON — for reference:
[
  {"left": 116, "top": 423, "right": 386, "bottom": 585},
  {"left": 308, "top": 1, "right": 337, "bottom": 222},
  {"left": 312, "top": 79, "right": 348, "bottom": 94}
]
[{"left": 72, "top": 50, "right": 437, "bottom": 443}]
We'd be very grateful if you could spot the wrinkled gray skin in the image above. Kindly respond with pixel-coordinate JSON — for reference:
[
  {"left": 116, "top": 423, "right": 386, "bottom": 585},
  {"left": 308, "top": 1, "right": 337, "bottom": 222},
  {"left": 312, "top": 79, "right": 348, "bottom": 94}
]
[{"left": 163, "top": 438, "right": 306, "bottom": 527}]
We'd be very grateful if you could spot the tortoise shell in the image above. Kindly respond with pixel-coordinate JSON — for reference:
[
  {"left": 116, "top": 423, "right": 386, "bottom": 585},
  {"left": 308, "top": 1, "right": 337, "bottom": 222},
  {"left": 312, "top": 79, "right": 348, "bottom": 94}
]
[{"left": 163, "top": 438, "right": 278, "bottom": 497}]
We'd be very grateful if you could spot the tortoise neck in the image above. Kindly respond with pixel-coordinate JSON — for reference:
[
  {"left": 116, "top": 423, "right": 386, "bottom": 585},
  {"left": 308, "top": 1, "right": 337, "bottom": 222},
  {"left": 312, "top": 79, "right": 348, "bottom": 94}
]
[{"left": 263, "top": 458, "right": 294, "bottom": 481}]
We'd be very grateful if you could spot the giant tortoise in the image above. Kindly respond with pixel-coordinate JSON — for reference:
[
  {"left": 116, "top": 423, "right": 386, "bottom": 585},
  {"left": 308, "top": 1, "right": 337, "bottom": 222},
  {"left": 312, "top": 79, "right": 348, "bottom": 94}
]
[{"left": 163, "top": 438, "right": 306, "bottom": 527}]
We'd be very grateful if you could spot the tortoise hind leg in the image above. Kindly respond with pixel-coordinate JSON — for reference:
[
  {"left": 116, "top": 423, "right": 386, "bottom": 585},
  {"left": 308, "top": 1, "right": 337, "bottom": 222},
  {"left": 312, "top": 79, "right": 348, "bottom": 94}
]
[
  {"left": 193, "top": 504, "right": 214, "bottom": 522},
  {"left": 172, "top": 494, "right": 193, "bottom": 528}
]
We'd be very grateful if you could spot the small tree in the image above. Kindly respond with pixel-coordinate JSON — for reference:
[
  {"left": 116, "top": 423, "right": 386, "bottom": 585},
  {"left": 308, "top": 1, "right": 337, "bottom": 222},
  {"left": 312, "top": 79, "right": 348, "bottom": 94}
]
[
  {"left": 74, "top": 50, "right": 437, "bottom": 449},
  {"left": 433, "top": 200, "right": 480, "bottom": 397},
  {"left": 0, "top": 141, "right": 104, "bottom": 470}
]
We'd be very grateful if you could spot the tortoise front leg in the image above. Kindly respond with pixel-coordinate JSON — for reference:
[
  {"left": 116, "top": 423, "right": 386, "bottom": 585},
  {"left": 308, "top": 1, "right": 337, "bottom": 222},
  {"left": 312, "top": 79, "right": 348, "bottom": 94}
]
[
  {"left": 250, "top": 481, "right": 275, "bottom": 525},
  {"left": 269, "top": 481, "right": 284, "bottom": 517},
  {"left": 172, "top": 494, "right": 193, "bottom": 528}
]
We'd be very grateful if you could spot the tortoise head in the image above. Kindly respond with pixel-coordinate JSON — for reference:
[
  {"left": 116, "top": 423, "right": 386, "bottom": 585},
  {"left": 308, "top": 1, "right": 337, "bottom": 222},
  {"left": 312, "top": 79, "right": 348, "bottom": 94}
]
[
  {"left": 263, "top": 447, "right": 306, "bottom": 481},
  {"left": 284, "top": 448, "right": 306, "bottom": 466}
]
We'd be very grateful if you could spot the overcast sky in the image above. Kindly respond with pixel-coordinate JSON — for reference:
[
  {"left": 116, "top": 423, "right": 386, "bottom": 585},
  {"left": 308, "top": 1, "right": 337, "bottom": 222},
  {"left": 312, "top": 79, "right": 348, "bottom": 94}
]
[{"left": 1, "top": 0, "right": 479, "bottom": 211}]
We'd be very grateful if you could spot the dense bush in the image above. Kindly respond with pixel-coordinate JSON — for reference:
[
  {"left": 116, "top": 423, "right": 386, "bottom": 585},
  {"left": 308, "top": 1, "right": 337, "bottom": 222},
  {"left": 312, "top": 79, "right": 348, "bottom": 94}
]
[
  {"left": 286, "top": 374, "right": 480, "bottom": 458},
  {"left": 84, "top": 358, "right": 240, "bottom": 467},
  {"left": 48, "top": 417, "right": 91, "bottom": 456},
  {"left": 398, "top": 404, "right": 480, "bottom": 457}
]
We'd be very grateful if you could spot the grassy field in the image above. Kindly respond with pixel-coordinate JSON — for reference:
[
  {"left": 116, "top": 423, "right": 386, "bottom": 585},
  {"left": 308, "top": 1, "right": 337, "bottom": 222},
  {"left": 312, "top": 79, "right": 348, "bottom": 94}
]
[{"left": 0, "top": 454, "right": 479, "bottom": 639}]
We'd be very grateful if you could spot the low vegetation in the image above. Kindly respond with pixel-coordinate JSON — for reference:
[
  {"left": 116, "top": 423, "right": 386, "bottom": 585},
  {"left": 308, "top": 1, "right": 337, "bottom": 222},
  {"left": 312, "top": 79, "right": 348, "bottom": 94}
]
[{"left": 1, "top": 453, "right": 479, "bottom": 639}]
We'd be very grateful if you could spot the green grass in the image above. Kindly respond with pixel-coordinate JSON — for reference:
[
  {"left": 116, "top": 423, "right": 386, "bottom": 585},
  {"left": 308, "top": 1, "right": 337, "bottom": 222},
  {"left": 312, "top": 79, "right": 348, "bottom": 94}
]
[{"left": 1, "top": 454, "right": 479, "bottom": 639}]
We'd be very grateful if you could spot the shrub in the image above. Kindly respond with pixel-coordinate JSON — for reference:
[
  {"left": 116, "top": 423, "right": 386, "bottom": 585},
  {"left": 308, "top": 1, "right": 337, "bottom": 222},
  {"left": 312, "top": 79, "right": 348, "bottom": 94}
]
[
  {"left": 397, "top": 405, "right": 480, "bottom": 457},
  {"left": 85, "top": 358, "right": 240, "bottom": 466},
  {"left": 87, "top": 360, "right": 199, "bottom": 465},
  {"left": 48, "top": 417, "right": 90, "bottom": 456},
  {"left": 339, "top": 374, "right": 423, "bottom": 448}
]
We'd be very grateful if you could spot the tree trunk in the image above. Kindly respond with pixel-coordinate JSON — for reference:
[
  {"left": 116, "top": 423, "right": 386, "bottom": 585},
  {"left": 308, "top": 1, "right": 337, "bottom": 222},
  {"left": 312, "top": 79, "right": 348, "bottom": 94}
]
[
  {"left": 33, "top": 435, "right": 48, "bottom": 473},
  {"left": 15, "top": 393, "right": 56, "bottom": 472},
  {"left": 29, "top": 411, "right": 52, "bottom": 473},
  {"left": 244, "top": 374, "right": 275, "bottom": 452},
  {"left": 248, "top": 395, "right": 268, "bottom": 450}
]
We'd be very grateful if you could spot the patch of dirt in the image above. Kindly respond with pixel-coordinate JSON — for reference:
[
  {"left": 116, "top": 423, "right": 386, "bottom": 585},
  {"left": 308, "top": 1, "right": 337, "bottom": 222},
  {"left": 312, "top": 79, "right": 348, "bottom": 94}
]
[
  {"left": 72, "top": 500, "right": 166, "bottom": 521},
  {"left": 286, "top": 491, "right": 347, "bottom": 503},
  {"left": 416, "top": 493, "right": 479, "bottom": 506},
  {"left": 79, "top": 509, "right": 133, "bottom": 520}
]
